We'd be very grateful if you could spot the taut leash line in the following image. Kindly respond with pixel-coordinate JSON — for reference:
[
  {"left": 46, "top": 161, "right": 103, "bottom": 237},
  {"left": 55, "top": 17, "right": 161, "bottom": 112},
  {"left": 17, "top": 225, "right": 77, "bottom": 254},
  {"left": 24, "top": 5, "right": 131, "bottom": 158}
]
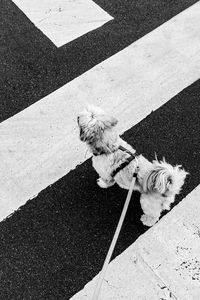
[{"left": 92, "top": 175, "right": 137, "bottom": 300}]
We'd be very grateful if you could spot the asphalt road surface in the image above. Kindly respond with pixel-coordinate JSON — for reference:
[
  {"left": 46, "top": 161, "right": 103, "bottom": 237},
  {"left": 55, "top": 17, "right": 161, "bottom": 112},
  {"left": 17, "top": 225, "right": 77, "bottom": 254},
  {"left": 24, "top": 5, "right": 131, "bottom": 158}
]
[{"left": 0, "top": 1, "right": 199, "bottom": 299}]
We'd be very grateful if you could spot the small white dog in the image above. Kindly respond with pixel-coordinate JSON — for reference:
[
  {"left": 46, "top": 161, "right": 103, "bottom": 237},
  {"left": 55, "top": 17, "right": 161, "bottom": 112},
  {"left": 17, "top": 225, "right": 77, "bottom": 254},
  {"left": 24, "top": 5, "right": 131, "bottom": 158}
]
[{"left": 77, "top": 106, "right": 188, "bottom": 227}]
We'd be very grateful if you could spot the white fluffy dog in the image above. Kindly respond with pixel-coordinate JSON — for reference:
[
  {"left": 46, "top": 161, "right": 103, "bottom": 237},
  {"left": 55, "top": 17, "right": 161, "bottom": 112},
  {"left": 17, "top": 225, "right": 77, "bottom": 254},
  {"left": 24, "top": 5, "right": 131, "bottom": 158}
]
[{"left": 77, "top": 106, "right": 188, "bottom": 227}]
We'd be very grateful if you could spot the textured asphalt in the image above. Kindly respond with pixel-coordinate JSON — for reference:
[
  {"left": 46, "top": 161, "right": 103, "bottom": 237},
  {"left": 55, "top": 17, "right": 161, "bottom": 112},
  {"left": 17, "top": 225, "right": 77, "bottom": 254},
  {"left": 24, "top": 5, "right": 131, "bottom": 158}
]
[
  {"left": 0, "top": 0, "right": 198, "bottom": 121},
  {"left": 0, "top": 1, "right": 199, "bottom": 299}
]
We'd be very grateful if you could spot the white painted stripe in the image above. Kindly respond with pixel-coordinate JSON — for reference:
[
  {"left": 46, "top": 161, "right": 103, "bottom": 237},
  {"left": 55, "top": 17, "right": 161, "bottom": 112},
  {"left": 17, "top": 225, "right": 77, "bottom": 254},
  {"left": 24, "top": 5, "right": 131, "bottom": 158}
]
[
  {"left": 1, "top": 2, "right": 200, "bottom": 220},
  {"left": 70, "top": 185, "right": 200, "bottom": 299},
  {"left": 12, "top": 0, "right": 113, "bottom": 47}
]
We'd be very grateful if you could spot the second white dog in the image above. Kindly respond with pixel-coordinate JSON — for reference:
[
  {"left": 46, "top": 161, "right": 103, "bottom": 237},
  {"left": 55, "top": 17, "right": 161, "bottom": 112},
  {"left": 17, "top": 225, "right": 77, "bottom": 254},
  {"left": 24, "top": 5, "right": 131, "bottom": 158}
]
[{"left": 77, "top": 106, "right": 188, "bottom": 227}]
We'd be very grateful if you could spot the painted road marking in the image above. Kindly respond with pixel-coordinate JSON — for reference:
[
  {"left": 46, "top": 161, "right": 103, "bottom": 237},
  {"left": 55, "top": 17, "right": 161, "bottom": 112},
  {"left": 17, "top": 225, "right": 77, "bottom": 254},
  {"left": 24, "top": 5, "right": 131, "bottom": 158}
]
[
  {"left": 70, "top": 184, "right": 200, "bottom": 299},
  {"left": 3, "top": 0, "right": 197, "bottom": 122},
  {"left": 12, "top": 0, "right": 113, "bottom": 47},
  {"left": 0, "top": 2, "right": 200, "bottom": 220}
]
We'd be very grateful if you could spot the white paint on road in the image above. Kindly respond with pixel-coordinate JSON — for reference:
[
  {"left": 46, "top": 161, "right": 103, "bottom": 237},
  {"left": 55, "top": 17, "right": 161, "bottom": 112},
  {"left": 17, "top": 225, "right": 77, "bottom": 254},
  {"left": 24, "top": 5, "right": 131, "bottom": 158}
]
[
  {"left": 0, "top": 2, "right": 200, "bottom": 220},
  {"left": 12, "top": 0, "right": 113, "bottom": 47},
  {"left": 71, "top": 184, "right": 200, "bottom": 300}
]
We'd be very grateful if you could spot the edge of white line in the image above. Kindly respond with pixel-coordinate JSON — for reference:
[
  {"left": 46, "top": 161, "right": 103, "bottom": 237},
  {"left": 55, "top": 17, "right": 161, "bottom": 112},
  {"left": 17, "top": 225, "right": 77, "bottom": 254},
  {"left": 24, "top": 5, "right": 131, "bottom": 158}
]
[
  {"left": 0, "top": 2, "right": 200, "bottom": 220},
  {"left": 71, "top": 185, "right": 200, "bottom": 300},
  {"left": 12, "top": 0, "right": 113, "bottom": 47}
]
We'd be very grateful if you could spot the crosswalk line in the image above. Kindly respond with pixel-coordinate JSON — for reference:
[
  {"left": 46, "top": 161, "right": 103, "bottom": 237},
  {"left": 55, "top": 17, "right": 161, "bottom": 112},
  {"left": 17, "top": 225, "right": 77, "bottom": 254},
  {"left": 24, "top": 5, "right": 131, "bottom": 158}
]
[
  {"left": 12, "top": 0, "right": 113, "bottom": 47},
  {"left": 0, "top": 2, "right": 200, "bottom": 221},
  {"left": 71, "top": 184, "right": 200, "bottom": 299}
]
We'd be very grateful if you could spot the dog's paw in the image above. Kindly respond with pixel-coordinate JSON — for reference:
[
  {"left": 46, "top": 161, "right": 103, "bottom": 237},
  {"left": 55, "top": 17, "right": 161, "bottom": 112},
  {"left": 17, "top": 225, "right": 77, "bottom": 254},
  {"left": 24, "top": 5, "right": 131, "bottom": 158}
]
[
  {"left": 162, "top": 203, "right": 171, "bottom": 211},
  {"left": 140, "top": 214, "right": 157, "bottom": 227},
  {"left": 97, "top": 178, "right": 114, "bottom": 188}
]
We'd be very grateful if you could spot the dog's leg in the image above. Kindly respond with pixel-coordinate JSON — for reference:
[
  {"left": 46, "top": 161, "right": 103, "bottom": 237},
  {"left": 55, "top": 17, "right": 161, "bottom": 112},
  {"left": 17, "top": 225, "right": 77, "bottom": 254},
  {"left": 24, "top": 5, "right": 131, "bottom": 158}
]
[
  {"left": 140, "top": 214, "right": 160, "bottom": 227},
  {"left": 140, "top": 194, "right": 162, "bottom": 227},
  {"left": 97, "top": 177, "right": 115, "bottom": 188},
  {"left": 162, "top": 196, "right": 175, "bottom": 211}
]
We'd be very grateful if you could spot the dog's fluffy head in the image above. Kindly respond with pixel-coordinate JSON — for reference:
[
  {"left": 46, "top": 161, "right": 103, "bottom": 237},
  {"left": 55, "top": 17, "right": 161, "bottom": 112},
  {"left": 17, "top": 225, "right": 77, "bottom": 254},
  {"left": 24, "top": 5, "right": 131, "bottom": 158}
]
[
  {"left": 77, "top": 105, "right": 119, "bottom": 155},
  {"left": 143, "top": 159, "right": 188, "bottom": 196}
]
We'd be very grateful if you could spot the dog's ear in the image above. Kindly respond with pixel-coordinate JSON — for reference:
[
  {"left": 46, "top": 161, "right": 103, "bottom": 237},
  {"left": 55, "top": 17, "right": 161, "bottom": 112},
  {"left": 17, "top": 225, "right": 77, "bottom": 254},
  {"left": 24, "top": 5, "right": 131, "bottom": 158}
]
[
  {"left": 103, "top": 116, "right": 118, "bottom": 129},
  {"left": 79, "top": 127, "right": 86, "bottom": 141},
  {"left": 79, "top": 124, "right": 100, "bottom": 143},
  {"left": 77, "top": 116, "right": 86, "bottom": 141}
]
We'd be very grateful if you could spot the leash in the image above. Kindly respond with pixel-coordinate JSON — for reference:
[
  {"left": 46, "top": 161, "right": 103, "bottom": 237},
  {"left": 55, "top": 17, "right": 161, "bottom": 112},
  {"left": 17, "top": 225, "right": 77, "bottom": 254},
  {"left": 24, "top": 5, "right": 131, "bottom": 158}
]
[
  {"left": 91, "top": 174, "right": 137, "bottom": 300},
  {"left": 111, "top": 145, "right": 138, "bottom": 178},
  {"left": 118, "top": 145, "right": 137, "bottom": 156}
]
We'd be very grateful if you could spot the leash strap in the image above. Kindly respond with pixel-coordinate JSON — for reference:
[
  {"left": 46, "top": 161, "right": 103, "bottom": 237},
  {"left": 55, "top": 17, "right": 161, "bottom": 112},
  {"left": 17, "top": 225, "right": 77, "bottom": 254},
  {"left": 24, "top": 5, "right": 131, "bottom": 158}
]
[
  {"left": 92, "top": 176, "right": 136, "bottom": 300},
  {"left": 111, "top": 145, "right": 138, "bottom": 178},
  {"left": 118, "top": 145, "right": 136, "bottom": 156}
]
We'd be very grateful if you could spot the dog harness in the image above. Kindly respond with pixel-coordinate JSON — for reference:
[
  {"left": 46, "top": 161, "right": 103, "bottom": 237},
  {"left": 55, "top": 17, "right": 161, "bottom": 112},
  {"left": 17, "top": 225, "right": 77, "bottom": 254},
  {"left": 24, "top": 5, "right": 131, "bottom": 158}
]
[{"left": 111, "top": 145, "right": 139, "bottom": 178}]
